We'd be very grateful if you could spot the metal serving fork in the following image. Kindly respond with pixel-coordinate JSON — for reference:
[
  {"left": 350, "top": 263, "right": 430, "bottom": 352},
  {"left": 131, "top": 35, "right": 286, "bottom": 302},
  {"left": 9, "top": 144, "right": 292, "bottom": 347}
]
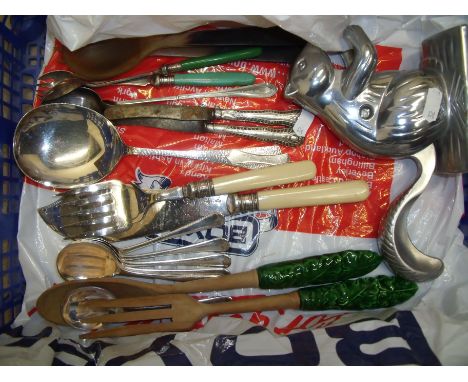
[{"left": 38, "top": 161, "right": 317, "bottom": 239}]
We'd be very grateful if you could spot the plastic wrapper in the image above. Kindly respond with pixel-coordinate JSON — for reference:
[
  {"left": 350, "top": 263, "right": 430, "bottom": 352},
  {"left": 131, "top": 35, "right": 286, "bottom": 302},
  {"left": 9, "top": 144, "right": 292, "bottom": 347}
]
[{"left": 1, "top": 15, "right": 468, "bottom": 365}]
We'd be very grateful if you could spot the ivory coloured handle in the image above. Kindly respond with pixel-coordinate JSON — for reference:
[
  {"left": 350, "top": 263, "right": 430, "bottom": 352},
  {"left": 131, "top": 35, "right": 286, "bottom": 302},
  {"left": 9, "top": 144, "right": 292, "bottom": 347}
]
[
  {"left": 257, "top": 180, "right": 370, "bottom": 210},
  {"left": 212, "top": 160, "right": 316, "bottom": 195}
]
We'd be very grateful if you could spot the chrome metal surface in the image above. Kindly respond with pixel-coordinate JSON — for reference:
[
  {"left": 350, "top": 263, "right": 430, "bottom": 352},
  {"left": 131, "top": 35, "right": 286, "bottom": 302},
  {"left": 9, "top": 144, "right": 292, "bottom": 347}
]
[
  {"left": 378, "top": 144, "right": 444, "bottom": 281},
  {"left": 116, "top": 83, "right": 278, "bottom": 104},
  {"left": 13, "top": 103, "right": 288, "bottom": 189},
  {"left": 422, "top": 25, "right": 468, "bottom": 174},
  {"left": 285, "top": 24, "right": 467, "bottom": 281},
  {"left": 285, "top": 43, "right": 446, "bottom": 157}
]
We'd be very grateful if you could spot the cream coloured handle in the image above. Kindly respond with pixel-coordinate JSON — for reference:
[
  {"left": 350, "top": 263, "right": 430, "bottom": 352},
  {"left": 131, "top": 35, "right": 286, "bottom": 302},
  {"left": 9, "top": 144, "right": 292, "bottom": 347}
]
[
  {"left": 257, "top": 180, "right": 370, "bottom": 210},
  {"left": 212, "top": 160, "right": 316, "bottom": 195}
]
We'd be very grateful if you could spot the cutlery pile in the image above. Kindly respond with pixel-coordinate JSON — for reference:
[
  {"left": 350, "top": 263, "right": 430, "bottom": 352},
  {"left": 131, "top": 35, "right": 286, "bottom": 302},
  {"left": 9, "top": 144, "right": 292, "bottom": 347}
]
[{"left": 13, "top": 23, "right": 427, "bottom": 339}]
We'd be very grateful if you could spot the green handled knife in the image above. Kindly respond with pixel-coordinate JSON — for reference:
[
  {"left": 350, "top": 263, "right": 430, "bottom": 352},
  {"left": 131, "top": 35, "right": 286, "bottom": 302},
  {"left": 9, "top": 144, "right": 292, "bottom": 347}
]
[{"left": 89, "top": 47, "right": 262, "bottom": 87}]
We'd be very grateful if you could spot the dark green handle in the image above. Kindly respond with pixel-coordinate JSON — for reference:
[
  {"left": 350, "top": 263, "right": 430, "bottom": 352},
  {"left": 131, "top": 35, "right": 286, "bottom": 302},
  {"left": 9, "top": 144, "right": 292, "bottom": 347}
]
[
  {"left": 179, "top": 47, "right": 263, "bottom": 71},
  {"left": 173, "top": 72, "right": 256, "bottom": 86},
  {"left": 257, "top": 250, "right": 382, "bottom": 289},
  {"left": 298, "top": 275, "right": 418, "bottom": 311}
]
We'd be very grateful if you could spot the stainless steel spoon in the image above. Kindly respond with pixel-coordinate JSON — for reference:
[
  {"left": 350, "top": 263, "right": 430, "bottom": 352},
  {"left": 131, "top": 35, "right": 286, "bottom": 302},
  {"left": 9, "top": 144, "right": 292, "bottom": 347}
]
[{"left": 13, "top": 103, "right": 289, "bottom": 189}]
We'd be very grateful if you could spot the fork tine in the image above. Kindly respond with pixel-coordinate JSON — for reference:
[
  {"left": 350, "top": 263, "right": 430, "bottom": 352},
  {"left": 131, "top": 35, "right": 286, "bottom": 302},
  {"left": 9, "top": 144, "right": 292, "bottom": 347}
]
[
  {"left": 80, "top": 321, "right": 195, "bottom": 339},
  {"left": 59, "top": 191, "right": 114, "bottom": 209}
]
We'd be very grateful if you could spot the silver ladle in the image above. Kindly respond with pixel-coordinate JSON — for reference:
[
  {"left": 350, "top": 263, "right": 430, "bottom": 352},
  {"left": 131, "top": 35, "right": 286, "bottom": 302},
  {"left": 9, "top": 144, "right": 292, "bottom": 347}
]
[{"left": 13, "top": 103, "right": 289, "bottom": 189}]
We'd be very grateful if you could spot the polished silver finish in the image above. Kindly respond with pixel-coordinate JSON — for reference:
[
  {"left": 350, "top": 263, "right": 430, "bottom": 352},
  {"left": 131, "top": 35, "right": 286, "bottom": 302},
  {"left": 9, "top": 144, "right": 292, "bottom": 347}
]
[
  {"left": 204, "top": 124, "right": 303, "bottom": 146},
  {"left": 13, "top": 103, "right": 289, "bottom": 189},
  {"left": 422, "top": 25, "right": 468, "bottom": 174},
  {"left": 38, "top": 179, "right": 225, "bottom": 238},
  {"left": 285, "top": 33, "right": 447, "bottom": 158},
  {"left": 214, "top": 108, "right": 300, "bottom": 128},
  {"left": 40, "top": 185, "right": 260, "bottom": 241},
  {"left": 285, "top": 24, "right": 467, "bottom": 282},
  {"left": 341, "top": 25, "right": 378, "bottom": 99},
  {"left": 378, "top": 144, "right": 444, "bottom": 281}
]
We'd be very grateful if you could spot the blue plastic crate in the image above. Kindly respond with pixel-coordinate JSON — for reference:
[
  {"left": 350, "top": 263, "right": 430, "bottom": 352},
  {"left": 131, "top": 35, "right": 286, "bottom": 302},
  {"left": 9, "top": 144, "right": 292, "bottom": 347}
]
[{"left": 0, "top": 15, "right": 46, "bottom": 332}]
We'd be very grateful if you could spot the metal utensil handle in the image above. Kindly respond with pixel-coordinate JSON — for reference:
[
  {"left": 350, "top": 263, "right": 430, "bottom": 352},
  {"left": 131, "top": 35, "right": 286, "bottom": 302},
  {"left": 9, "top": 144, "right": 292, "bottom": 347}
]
[
  {"left": 120, "top": 213, "right": 225, "bottom": 254},
  {"left": 205, "top": 123, "right": 304, "bottom": 147},
  {"left": 378, "top": 144, "right": 444, "bottom": 282},
  {"left": 120, "top": 267, "right": 229, "bottom": 281},
  {"left": 214, "top": 109, "right": 301, "bottom": 128},
  {"left": 127, "top": 145, "right": 289, "bottom": 169},
  {"left": 116, "top": 83, "right": 278, "bottom": 105},
  {"left": 120, "top": 238, "right": 229, "bottom": 262},
  {"left": 121, "top": 254, "right": 231, "bottom": 269}
]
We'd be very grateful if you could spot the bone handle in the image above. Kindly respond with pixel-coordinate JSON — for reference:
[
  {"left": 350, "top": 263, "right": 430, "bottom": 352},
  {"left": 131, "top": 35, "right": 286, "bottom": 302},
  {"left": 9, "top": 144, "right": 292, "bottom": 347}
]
[
  {"left": 256, "top": 180, "right": 370, "bottom": 210},
  {"left": 211, "top": 160, "right": 316, "bottom": 195}
]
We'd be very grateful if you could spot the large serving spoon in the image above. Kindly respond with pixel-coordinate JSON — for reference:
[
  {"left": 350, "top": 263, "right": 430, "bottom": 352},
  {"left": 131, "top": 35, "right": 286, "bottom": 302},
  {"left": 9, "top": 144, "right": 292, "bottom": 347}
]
[{"left": 13, "top": 103, "right": 289, "bottom": 189}]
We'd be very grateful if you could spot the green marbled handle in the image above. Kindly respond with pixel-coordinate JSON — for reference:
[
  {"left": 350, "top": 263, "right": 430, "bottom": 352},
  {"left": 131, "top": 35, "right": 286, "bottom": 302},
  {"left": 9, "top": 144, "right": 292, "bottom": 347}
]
[
  {"left": 257, "top": 250, "right": 382, "bottom": 289},
  {"left": 174, "top": 72, "right": 256, "bottom": 86},
  {"left": 179, "top": 47, "right": 263, "bottom": 71},
  {"left": 298, "top": 275, "right": 418, "bottom": 310}
]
